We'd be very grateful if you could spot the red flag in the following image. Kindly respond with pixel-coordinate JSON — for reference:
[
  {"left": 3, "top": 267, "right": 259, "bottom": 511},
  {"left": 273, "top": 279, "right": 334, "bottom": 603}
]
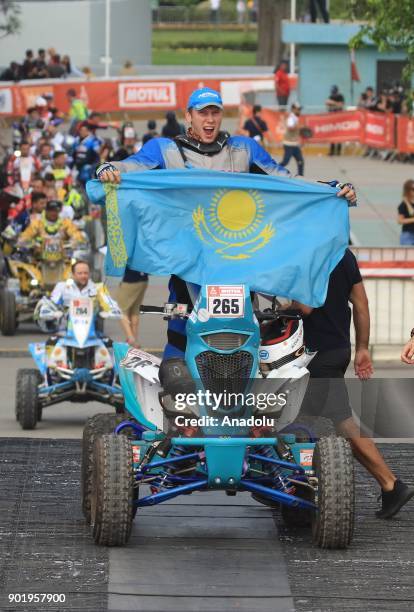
[{"left": 350, "top": 49, "right": 361, "bottom": 82}]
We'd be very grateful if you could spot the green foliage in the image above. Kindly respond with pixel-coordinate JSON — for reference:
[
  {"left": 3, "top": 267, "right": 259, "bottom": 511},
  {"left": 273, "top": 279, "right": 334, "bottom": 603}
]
[
  {"left": 153, "top": 48, "right": 256, "bottom": 66},
  {"left": 153, "top": 29, "right": 256, "bottom": 64},
  {"left": 348, "top": 0, "right": 414, "bottom": 79},
  {"left": 153, "top": 28, "right": 257, "bottom": 52},
  {"left": 0, "top": 0, "right": 20, "bottom": 38}
]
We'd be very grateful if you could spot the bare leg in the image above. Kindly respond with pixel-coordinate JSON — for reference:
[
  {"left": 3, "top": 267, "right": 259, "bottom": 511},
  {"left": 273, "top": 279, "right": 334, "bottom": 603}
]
[
  {"left": 337, "top": 417, "right": 396, "bottom": 491},
  {"left": 130, "top": 313, "right": 140, "bottom": 342},
  {"left": 119, "top": 312, "right": 137, "bottom": 346}
]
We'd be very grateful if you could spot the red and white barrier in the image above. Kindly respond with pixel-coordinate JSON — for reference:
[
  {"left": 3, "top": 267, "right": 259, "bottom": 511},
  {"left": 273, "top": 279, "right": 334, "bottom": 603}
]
[{"left": 0, "top": 76, "right": 275, "bottom": 117}]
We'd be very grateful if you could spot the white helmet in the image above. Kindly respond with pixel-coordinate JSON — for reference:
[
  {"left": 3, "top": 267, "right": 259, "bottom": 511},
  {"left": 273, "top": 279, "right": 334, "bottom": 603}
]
[
  {"left": 34, "top": 297, "right": 63, "bottom": 333},
  {"left": 259, "top": 317, "right": 305, "bottom": 374}
]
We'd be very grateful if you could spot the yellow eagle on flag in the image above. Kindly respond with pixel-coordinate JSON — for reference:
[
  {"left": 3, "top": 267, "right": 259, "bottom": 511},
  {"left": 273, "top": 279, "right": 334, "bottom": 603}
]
[{"left": 192, "top": 189, "right": 275, "bottom": 260}]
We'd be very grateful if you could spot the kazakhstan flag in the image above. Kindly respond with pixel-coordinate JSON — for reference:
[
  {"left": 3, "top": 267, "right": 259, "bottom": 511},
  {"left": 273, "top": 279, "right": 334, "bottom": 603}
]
[{"left": 87, "top": 169, "right": 350, "bottom": 307}]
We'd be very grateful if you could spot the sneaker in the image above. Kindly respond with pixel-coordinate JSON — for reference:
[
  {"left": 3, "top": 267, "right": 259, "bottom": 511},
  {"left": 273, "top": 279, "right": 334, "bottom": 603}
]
[{"left": 376, "top": 479, "right": 414, "bottom": 519}]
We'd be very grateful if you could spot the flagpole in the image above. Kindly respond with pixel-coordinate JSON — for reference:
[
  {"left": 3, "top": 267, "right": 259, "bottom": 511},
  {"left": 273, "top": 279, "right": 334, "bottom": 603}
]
[
  {"left": 104, "top": 0, "right": 111, "bottom": 78},
  {"left": 290, "top": 0, "right": 296, "bottom": 75}
]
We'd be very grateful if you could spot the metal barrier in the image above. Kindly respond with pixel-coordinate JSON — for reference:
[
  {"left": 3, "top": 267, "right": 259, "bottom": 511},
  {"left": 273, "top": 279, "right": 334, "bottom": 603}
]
[
  {"left": 351, "top": 247, "right": 414, "bottom": 349},
  {"left": 352, "top": 247, "right": 414, "bottom": 262}
]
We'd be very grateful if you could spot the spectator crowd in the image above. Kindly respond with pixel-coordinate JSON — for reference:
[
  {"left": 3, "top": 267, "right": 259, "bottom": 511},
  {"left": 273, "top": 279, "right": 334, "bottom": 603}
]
[{"left": 1, "top": 48, "right": 87, "bottom": 82}]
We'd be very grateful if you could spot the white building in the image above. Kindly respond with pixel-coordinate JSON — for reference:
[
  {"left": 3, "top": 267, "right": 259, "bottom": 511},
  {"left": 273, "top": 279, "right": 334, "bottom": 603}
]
[{"left": 0, "top": 0, "right": 152, "bottom": 76}]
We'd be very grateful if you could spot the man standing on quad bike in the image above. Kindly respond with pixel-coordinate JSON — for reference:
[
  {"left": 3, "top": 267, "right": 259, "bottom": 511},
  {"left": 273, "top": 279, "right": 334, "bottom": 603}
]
[
  {"left": 96, "top": 87, "right": 356, "bottom": 358},
  {"left": 18, "top": 199, "right": 84, "bottom": 249}
]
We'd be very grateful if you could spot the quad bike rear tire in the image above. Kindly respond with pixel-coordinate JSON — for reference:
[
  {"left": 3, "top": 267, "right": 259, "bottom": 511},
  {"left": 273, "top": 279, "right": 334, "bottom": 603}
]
[
  {"left": 0, "top": 289, "right": 17, "bottom": 336},
  {"left": 91, "top": 434, "right": 134, "bottom": 546},
  {"left": 81, "top": 413, "right": 126, "bottom": 524},
  {"left": 16, "top": 369, "right": 40, "bottom": 430},
  {"left": 312, "top": 436, "right": 354, "bottom": 549}
]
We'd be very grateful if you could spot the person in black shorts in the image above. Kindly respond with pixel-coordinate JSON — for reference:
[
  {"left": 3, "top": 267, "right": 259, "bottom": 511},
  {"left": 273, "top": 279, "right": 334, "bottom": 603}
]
[
  {"left": 325, "top": 85, "right": 344, "bottom": 156},
  {"left": 301, "top": 249, "right": 414, "bottom": 519},
  {"left": 242, "top": 105, "right": 269, "bottom": 144}
]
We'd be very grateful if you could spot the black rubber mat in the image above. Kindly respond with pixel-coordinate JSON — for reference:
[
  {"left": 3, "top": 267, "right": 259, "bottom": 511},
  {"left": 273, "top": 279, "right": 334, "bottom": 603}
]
[
  {"left": 0, "top": 438, "right": 108, "bottom": 612},
  {"left": 1, "top": 438, "right": 413, "bottom": 611},
  {"left": 276, "top": 444, "right": 414, "bottom": 611}
]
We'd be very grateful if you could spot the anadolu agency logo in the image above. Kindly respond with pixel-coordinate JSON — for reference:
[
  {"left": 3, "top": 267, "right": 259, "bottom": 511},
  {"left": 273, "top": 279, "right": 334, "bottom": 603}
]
[{"left": 193, "top": 189, "right": 275, "bottom": 259}]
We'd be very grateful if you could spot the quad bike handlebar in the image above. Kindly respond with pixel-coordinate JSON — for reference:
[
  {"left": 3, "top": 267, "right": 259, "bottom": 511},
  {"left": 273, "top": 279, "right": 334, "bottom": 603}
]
[
  {"left": 254, "top": 309, "right": 302, "bottom": 322},
  {"left": 139, "top": 303, "right": 302, "bottom": 322},
  {"left": 140, "top": 303, "right": 189, "bottom": 319}
]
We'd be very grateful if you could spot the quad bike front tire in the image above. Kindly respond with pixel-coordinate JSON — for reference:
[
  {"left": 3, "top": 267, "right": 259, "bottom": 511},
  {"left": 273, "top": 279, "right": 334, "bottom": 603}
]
[
  {"left": 312, "top": 436, "right": 355, "bottom": 549},
  {"left": 0, "top": 289, "right": 17, "bottom": 336},
  {"left": 16, "top": 369, "right": 40, "bottom": 430},
  {"left": 91, "top": 434, "right": 134, "bottom": 546},
  {"left": 81, "top": 413, "right": 127, "bottom": 524}
]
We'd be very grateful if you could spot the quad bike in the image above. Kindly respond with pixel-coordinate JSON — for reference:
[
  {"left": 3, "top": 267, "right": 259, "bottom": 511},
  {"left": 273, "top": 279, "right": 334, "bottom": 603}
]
[
  {"left": 0, "top": 237, "right": 75, "bottom": 336},
  {"left": 15, "top": 293, "right": 124, "bottom": 430},
  {"left": 83, "top": 285, "right": 355, "bottom": 550}
]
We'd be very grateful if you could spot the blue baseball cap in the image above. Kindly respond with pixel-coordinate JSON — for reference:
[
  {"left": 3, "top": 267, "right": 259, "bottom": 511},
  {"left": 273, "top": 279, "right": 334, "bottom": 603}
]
[{"left": 187, "top": 87, "right": 223, "bottom": 111}]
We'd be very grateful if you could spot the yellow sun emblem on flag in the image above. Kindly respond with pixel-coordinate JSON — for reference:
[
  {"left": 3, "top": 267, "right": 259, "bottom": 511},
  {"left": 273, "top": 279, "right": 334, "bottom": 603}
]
[{"left": 193, "top": 189, "right": 275, "bottom": 259}]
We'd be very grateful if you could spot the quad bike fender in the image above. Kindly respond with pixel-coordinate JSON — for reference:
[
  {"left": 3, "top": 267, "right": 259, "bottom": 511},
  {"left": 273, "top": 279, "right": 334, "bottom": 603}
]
[
  {"left": 8, "top": 259, "right": 42, "bottom": 291},
  {"left": 113, "top": 343, "right": 162, "bottom": 431},
  {"left": 264, "top": 364, "right": 311, "bottom": 430},
  {"left": 28, "top": 342, "right": 47, "bottom": 376}
]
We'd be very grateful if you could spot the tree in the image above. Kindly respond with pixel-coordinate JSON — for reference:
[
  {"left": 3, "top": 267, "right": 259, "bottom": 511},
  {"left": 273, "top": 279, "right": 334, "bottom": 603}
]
[
  {"left": 0, "top": 0, "right": 21, "bottom": 39},
  {"left": 256, "top": 0, "right": 290, "bottom": 67},
  {"left": 349, "top": 0, "right": 414, "bottom": 80}
]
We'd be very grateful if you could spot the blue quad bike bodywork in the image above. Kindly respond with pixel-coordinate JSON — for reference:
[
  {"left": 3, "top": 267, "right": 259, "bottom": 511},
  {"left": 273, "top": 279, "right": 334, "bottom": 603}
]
[
  {"left": 85, "top": 284, "right": 355, "bottom": 549},
  {"left": 16, "top": 298, "right": 124, "bottom": 430}
]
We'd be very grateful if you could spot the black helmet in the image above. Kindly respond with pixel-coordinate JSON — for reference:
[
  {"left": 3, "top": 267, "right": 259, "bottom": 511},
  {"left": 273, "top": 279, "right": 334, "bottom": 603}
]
[{"left": 46, "top": 200, "right": 62, "bottom": 211}]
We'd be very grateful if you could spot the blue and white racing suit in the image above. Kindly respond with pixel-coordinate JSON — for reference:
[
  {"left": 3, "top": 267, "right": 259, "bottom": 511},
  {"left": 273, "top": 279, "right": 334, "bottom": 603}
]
[{"left": 106, "top": 133, "right": 290, "bottom": 358}]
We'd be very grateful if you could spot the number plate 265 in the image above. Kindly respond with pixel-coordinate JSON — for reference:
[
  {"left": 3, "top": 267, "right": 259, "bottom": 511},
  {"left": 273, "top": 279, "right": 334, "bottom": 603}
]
[{"left": 206, "top": 285, "right": 245, "bottom": 318}]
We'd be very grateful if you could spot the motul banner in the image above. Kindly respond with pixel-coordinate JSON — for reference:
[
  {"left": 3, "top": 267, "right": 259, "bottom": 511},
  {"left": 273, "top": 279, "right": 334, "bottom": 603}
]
[
  {"left": 363, "top": 111, "right": 395, "bottom": 148},
  {"left": 396, "top": 115, "right": 414, "bottom": 153},
  {"left": 302, "top": 111, "right": 364, "bottom": 143},
  {"left": 0, "top": 76, "right": 271, "bottom": 116},
  {"left": 119, "top": 82, "right": 177, "bottom": 109}
]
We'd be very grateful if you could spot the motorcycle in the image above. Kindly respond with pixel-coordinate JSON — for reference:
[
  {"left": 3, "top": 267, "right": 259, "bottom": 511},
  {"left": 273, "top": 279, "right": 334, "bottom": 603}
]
[
  {"left": 15, "top": 293, "right": 124, "bottom": 430},
  {"left": 0, "top": 237, "right": 74, "bottom": 336},
  {"left": 83, "top": 284, "right": 355, "bottom": 550}
]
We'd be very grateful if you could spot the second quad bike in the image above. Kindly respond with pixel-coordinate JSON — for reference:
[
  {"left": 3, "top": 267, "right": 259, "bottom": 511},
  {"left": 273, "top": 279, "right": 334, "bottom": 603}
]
[
  {"left": 0, "top": 236, "right": 78, "bottom": 336},
  {"left": 16, "top": 293, "right": 124, "bottom": 429}
]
